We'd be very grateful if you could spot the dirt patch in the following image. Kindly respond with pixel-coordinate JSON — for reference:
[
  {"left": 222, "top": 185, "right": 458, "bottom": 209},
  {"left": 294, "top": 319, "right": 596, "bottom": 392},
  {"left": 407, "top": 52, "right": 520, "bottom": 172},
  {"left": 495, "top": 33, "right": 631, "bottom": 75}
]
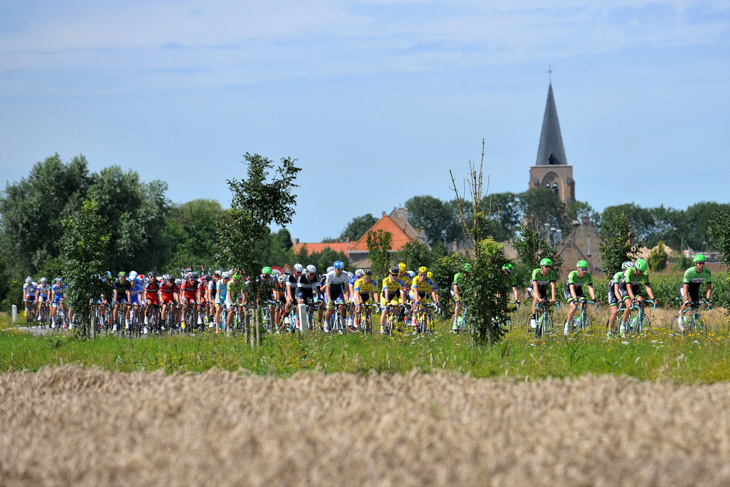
[{"left": 2, "top": 367, "right": 730, "bottom": 486}]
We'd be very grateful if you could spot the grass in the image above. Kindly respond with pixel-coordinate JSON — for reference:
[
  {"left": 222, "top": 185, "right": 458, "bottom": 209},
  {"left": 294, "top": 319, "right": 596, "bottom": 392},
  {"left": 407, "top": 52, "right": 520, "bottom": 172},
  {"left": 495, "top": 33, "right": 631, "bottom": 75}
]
[{"left": 2, "top": 306, "right": 730, "bottom": 383}]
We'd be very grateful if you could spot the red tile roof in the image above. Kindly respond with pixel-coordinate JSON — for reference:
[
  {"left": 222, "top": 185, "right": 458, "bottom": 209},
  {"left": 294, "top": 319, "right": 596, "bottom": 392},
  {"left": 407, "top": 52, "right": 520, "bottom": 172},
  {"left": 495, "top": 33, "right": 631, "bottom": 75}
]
[
  {"left": 349, "top": 215, "right": 413, "bottom": 252},
  {"left": 292, "top": 241, "right": 352, "bottom": 256}
]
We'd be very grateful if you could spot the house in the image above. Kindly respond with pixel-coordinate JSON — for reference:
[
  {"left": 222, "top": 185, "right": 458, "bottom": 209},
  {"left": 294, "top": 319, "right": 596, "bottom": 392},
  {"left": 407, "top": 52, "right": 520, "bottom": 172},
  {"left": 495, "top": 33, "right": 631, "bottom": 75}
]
[
  {"left": 292, "top": 207, "right": 428, "bottom": 268},
  {"left": 554, "top": 215, "right": 603, "bottom": 279}
]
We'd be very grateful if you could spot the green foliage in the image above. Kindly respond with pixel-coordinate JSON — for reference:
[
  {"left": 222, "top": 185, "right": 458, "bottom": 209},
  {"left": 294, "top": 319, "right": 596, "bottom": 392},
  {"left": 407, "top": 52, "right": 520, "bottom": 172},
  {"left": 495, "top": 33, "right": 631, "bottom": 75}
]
[
  {"left": 339, "top": 213, "right": 377, "bottom": 242},
  {"left": 291, "top": 246, "right": 349, "bottom": 275},
  {"left": 709, "top": 206, "right": 730, "bottom": 267},
  {"left": 513, "top": 225, "right": 563, "bottom": 278},
  {"left": 599, "top": 212, "right": 644, "bottom": 276},
  {"left": 406, "top": 196, "right": 461, "bottom": 246},
  {"left": 648, "top": 242, "right": 668, "bottom": 271},
  {"left": 164, "top": 199, "right": 224, "bottom": 273},
  {"left": 601, "top": 204, "right": 654, "bottom": 243},
  {"left": 366, "top": 229, "right": 393, "bottom": 278},
  {"left": 483, "top": 192, "right": 522, "bottom": 241},
  {"left": 217, "top": 153, "right": 300, "bottom": 302},
  {"left": 430, "top": 253, "right": 466, "bottom": 316},
  {"left": 398, "top": 240, "right": 433, "bottom": 272},
  {"left": 519, "top": 188, "right": 565, "bottom": 233},
  {"left": 59, "top": 197, "right": 111, "bottom": 338}
]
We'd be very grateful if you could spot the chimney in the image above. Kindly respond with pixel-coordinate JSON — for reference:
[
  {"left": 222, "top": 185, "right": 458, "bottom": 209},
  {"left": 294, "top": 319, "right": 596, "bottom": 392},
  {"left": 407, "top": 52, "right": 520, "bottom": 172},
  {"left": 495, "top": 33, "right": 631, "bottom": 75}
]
[
  {"left": 382, "top": 211, "right": 386, "bottom": 217},
  {"left": 294, "top": 238, "right": 300, "bottom": 245}
]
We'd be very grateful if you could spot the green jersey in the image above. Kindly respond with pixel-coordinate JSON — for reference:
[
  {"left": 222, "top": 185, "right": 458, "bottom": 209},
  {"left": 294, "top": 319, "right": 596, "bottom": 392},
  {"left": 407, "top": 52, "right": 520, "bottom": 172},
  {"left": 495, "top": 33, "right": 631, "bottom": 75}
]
[
  {"left": 226, "top": 280, "right": 245, "bottom": 303},
  {"left": 452, "top": 273, "right": 465, "bottom": 287},
  {"left": 566, "top": 270, "right": 593, "bottom": 289},
  {"left": 621, "top": 267, "right": 649, "bottom": 286},
  {"left": 683, "top": 267, "right": 712, "bottom": 294},
  {"left": 530, "top": 268, "right": 557, "bottom": 290}
]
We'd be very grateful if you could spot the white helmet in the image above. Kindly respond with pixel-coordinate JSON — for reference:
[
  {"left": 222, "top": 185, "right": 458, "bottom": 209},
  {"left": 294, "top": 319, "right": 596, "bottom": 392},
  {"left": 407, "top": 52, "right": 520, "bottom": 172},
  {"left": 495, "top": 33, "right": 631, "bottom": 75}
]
[
  {"left": 306, "top": 265, "right": 316, "bottom": 274},
  {"left": 25, "top": 276, "right": 32, "bottom": 285},
  {"left": 355, "top": 269, "right": 364, "bottom": 278},
  {"left": 327, "top": 266, "right": 335, "bottom": 274},
  {"left": 293, "top": 263, "right": 304, "bottom": 273},
  {"left": 129, "top": 271, "right": 138, "bottom": 281}
]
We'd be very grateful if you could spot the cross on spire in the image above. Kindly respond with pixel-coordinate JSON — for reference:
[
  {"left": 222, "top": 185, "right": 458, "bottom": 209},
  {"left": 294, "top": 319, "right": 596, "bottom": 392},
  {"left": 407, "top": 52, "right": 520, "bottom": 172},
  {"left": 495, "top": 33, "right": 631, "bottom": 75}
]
[{"left": 547, "top": 64, "right": 554, "bottom": 83}]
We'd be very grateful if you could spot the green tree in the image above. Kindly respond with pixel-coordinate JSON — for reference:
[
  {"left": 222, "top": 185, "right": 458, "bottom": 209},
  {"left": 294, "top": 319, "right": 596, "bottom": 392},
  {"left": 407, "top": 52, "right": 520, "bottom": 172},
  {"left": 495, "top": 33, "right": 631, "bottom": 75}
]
[
  {"left": 366, "top": 229, "right": 393, "bottom": 280},
  {"left": 709, "top": 207, "right": 730, "bottom": 267},
  {"left": 599, "top": 212, "right": 644, "bottom": 276},
  {"left": 406, "top": 196, "right": 461, "bottom": 246},
  {"left": 59, "top": 197, "right": 110, "bottom": 338},
  {"left": 519, "top": 188, "right": 565, "bottom": 233},
  {"left": 397, "top": 240, "right": 432, "bottom": 272},
  {"left": 0, "top": 153, "right": 91, "bottom": 274},
  {"left": 513, "top": 224, "right": 563, "bottom": 279},
  {"left": 601, "top": 204, "right": 654, "bottom": 243},
  {"left": 685, "top": 202, "right": 730, "bottom": 250},
  {"left": 483, "top": 191, "right": 521, "bottom": 241},
  {"left": 339, "top": 214, "right": 377, "bottom": 242},
  {"left": 648, "top": 241, "right": 668, "bottom": 271},
  {"left": 648, "top": 205, "right": 685, "bottom": 249},
  {"left": 164, "top": 199, "right": 224, "bottom": 273},
  {"left": 450, "top": 141, "right": 511, "bottom": 344},
  {"left": 217, "top": 153, "right": 300, "bottom": 305}
]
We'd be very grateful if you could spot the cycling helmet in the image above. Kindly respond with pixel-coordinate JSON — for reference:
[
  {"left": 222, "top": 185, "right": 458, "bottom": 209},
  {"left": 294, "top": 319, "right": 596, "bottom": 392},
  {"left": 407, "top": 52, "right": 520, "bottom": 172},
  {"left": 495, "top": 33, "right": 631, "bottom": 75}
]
[
  {"left": 277, "top": 274, "right": 288, "bottom": 283},
  {"left": 56, "top": 277, "right": 63, "bottom": 282},
  {"left": 138, "top": 274, "right": 145, "bottom": 281},
  {"left": 355, "top": 269, "right": 364, "bottom": 278},
  {"left": 306, "top": 264, "right": 316, "bottom": 274},
  {"left": 222, "top": 271, "right": 231, "bottom": 279},
  {"left": 40, "top": 277, "right": 47, "bottom": 283},
  {"left": 635, "top": 258, "right": 648, "bottom": 272},
  {"left": 398, "top": 262, "right": 406, "bottom": 272},
  {"left": 406, "top": 270, "right": 416, "bottom": 279},
  {"left": 148, "top": 270, "right": 156, "bottom": 277},
  {"left": 418, "top": 266, "right": 428, "bottom": 275},
  {"left": 465, "top": 262, "right": 473, "bottom": 272},
  {"left": 261, "top": 266, "right": 272, "bottom": 275},
  {"left": 502, "top": 263, "right": 513, "bottom": 272},
  {"left": 539, "top": 258, "right": 553, "bottom": 267},
  {"left": 327, "top": 266, "right": 335, "bottom": 274},
  {"left": 191, "top": 272, "right": 199, "bottom": 280},
  {"left": 293, "top": 263, "right": 304, "bottom": 273},
  {"left": 576, "top": 260, "right": 589, "bottom": 269},
  {"left": 389, "top": 266, "right": 399, "bottom": 275},
  {"left": 232, "top": 273, "right": 242, "bottom": 281},
  {"left": 25, "top": 276, "right": 32, "bottom": 285},
  {"left": 621, "top": 261, "right": 635, "bottom": 270},
  {"left": 363, "top": 269, "right": 373, "bottom": 276},
  {"left": 427, "top": 271, "right": 433, "bottom": 279},
  {"left": 693, "top": 254, "right": 707, "bottom": 263},
  {"left": 118, "top": 271, "right": 126, "bottom": 278},
  {"left": 175, "top": 278, "right": 182, "bottom": 286},
  {"left": 214, "top": 269, "right": 222, "bottom": 277},
  {"left": 166, "top": 274, "right": 174, "bottom": 282},
  {"left": 333, "top": 260, "right": 344, "bottom": 269},
  {"left": 129, "top": 271, "right": 138, "bottom": 281}
]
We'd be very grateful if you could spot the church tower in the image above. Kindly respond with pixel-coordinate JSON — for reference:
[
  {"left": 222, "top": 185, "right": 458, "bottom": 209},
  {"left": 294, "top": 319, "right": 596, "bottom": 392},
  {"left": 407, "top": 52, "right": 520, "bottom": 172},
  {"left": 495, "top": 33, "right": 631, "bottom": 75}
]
[{"left": 528, "top": 83, "right": 575, "bottom": 204}]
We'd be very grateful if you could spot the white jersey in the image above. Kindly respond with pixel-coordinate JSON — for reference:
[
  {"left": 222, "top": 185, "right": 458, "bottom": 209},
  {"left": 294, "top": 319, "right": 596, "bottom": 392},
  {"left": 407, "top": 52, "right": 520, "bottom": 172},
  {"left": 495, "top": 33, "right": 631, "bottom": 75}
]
[
  {"left": 24, "top": 282, "right": 38, "bottom": 297},
  {"left": 326, "top": 271, "right": 351, "bottom": 287}
]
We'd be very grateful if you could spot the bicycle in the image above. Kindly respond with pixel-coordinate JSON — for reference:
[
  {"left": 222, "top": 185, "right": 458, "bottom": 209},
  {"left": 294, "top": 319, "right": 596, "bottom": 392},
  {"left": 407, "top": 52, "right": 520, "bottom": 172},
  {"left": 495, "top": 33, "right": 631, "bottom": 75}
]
[
  {"left": 38, "top": 301, "right": 50, "bottom": 329},
  {"left": 565, "top": 299, "right": 598, "bottom": 335},
  {"left": 382, "top": 304, "right": 406, "bottom": 337},
  {"left": 618, "top": 299, "right": 656, "bottom": 336},
  {"left": 671, "top": 300, "right": 711, "bottom": 335},
  {"left": 451, "top": 302, "right": 468, "bottom": 334},
  {"left": 354, "top": 303, "right": 377, "bottom": 334},
  {"left": 533, "top": 300, "right": 560, "bottom": 338},
  {"left": 25, "top": 301, "right": 38, "bottom": 328},
  {"left": 412, "top": 302, "right": 438, "bottom": 335}
]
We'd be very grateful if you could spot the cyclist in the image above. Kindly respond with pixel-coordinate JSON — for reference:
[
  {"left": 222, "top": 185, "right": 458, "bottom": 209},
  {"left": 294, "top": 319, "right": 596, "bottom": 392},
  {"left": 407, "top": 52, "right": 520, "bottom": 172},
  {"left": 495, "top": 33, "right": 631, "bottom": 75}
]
[
  {"left": 527, "top": 258, "right": 557, "bottom": 330},
  {"left": 49, "top": 277, "right": 70, "bottom": 328},
  {"left": 179, "top": 272, "right": 200, "bottom": 329},
  {"left": 111, "top": 272, "right": 132, "bottom": 331},
  {"left": 215, "top": 272, "right": 231, "bottom": 332},
  {"left": 144, "top": 271, "right": 161, "bottom": 332},
  {"left": 296, "top": 265, "right": 319, "bottom": 330},
  {"left": 607, "top": 262, "right": 634, "bottom": 337},
  {"left": 410, "top": 266, "right": 440, "bottom": 329},
  {"left": 260, "top": 267, "right": 279, "bottom": 327},
  {"left": 502, "top": 263, "right": 520, "bottom": 304},
  {"left": 451, "top": 263, "right": 471, "bottom": 332},
  {"left": 284, "top": 264, "right": 304, "bottom": 321},
  {"left": 37, "top": 277, "right": 51, "bottom": 323},
  {"left": 160, "top": 275, "right": 179, "bottom": 327},
  {"left": 618, "top": 258, "right": 658, "bottom": 337},
  {"left": 353, "top": 269, "right": 378, "bottom": 330},
  {"left": 380, "top": 266, "right": 407, "bottom": 334},
  {"left": 324, "top": 261, "right": 351, "bottom": 332},
  {"left": 23, "top": 277, "right": 38, "bottom": 323},
  {"left": 677, "top": 254, "right": 712, "bottom": 331},
  {"left": 225, "top": 272, "right": 246, "bottom": 332},
  {"left": 563, "top": 260, "right": 597, "bottom": 335},
  {"left": 128, "top": 271, "right": 144, "bottom": 329},
  {"left": 274, "top": 273, "right": 289, "bottom": 329}
]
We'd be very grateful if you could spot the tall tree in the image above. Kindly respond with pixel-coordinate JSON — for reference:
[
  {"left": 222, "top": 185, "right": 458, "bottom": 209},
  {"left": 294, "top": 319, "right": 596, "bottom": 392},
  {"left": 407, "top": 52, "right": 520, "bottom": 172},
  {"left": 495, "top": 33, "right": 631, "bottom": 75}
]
[
  {"left": 366, "top": 229, "right": 393, "bottom": 280},
  {"left": 519, "top": 188, "right": 565, "bottom": 233},
  {"left": 339, "top": 214, "right": 377, "bottom": 242},
  {"left": 406, "top": 195, "right": 461, "bottom": 246},
  {"left": 685, "top": 202, "right": 730, "bottom": 250},
  {"left": 217, "top": 153, "right": 300, "bottom": 303},
  {"left": 599, "top": 212, "right": 644, "bottom": 276},
  {"left": 165, "top": 199, "right": 224, "bottom": 273},
  {"left": 601, "top": 204, "right": 654, "bottom": 243},
  {"left": 513, "top": 224, "right": 563, "bottom": 277}
]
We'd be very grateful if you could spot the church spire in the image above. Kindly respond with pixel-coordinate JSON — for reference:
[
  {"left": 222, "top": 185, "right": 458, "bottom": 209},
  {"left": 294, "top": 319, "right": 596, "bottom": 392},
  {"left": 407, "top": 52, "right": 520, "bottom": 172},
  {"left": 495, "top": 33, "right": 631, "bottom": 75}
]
[{"left": 535, "top": 83, "right": 567, "bottom": 166}]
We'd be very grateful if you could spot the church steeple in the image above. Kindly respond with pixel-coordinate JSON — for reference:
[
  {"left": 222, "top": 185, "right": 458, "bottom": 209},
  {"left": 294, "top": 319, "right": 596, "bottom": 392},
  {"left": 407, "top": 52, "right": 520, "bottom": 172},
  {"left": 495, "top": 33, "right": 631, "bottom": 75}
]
[
  {"left": 535, "top": 83, "right": 568, "bottom": 166},
  {"left": 529, "top": 81, "right": 575, "bottom": 204}
]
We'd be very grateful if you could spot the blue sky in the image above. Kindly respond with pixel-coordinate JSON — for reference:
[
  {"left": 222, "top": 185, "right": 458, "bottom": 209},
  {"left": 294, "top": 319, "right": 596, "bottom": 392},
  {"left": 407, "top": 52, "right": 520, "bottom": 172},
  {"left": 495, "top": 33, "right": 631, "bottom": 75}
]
[{"left": 1, "top": 0, "right": 729, "bottom": 243}]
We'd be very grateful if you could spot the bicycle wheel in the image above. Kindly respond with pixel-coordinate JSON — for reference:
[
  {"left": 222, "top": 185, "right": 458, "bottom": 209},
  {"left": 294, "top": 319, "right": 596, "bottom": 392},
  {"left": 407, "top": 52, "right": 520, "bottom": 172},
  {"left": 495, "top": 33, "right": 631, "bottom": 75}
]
[
  {"left": 637, "top": 314, "right": 651, "bottom": 334},
  {"left": 692, "top": 314, "right": 708, "bottom": 335},
  {"left": 583, "top": 313, "right": 592, "bottom": 332}
]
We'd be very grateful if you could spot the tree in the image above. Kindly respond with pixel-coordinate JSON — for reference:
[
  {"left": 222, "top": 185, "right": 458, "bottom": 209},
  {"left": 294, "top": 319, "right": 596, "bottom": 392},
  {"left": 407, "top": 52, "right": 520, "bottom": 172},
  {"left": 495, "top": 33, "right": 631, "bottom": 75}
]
[
  {"left": 482, "top": 191, "right": 521, "bottom": 242},
  {"left": 709, "top": 207, "right": 730, "bottom": 267},
  {"left": 397, "top": 240, "right": 432, "bottom": 272},
  {"left": 59, "top": 197, "right": 110, "bottom": 338},
  {"left": 217, "top": 153, "right": 300, "bottom": 304},
  {"left": 648, "top": 205, "right": 685, "bottom": 249},
  {"left": 365, "top": 229, "right": 392, "bottom": 280},
  {"left": 599, "top": 212, "right": 644, "bottom": 276},
  {"left": 406, "top": 196, "right": 461, "bottom": 246},
  {"left": 513, "top": 224, "right": 563, "bottom": 282},
  {"left": 601, "top": 204, "right": 654, "bottom": 243},
  {"left": 519, "top": 188, "right": 565, "bottom": 233},
  {"left": 0, "top": 153, "right": 91, "bottom": 274},
  {"left": 450, "top": 140, "right": 512, "bottom": 344},
  {"left": 685, "top": 202, "right": 730, "bottom": 250},
  {"left": 164, "top": 199, "right": 224, "bottom": 273},
  {"left": 339, "top": 214, "right": 377, "bottom": 242},
  {"left": 648, "top": 241, "right": 668, "bottom": 271}
]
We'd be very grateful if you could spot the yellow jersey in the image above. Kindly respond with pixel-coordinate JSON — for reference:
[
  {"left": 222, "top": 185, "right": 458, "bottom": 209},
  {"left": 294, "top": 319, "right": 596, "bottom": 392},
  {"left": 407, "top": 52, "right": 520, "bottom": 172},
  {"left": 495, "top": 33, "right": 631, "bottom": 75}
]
[{"left": 354, "top": 278, "right": 378, "bottom": 302}]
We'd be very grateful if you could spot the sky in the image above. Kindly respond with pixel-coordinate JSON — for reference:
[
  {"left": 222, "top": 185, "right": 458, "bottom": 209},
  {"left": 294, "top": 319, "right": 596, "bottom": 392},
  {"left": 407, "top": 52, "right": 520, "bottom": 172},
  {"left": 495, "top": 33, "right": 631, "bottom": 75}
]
[{"left": 1, "top": 0, "right": 729, "bottom": 243}]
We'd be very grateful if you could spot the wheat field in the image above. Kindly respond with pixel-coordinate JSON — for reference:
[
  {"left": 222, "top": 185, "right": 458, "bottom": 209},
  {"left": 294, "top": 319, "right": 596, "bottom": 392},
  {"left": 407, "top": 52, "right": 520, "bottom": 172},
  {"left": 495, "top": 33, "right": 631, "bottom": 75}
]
[{"left": 2, "top": 366, "right": 730, "bottom": 486}]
